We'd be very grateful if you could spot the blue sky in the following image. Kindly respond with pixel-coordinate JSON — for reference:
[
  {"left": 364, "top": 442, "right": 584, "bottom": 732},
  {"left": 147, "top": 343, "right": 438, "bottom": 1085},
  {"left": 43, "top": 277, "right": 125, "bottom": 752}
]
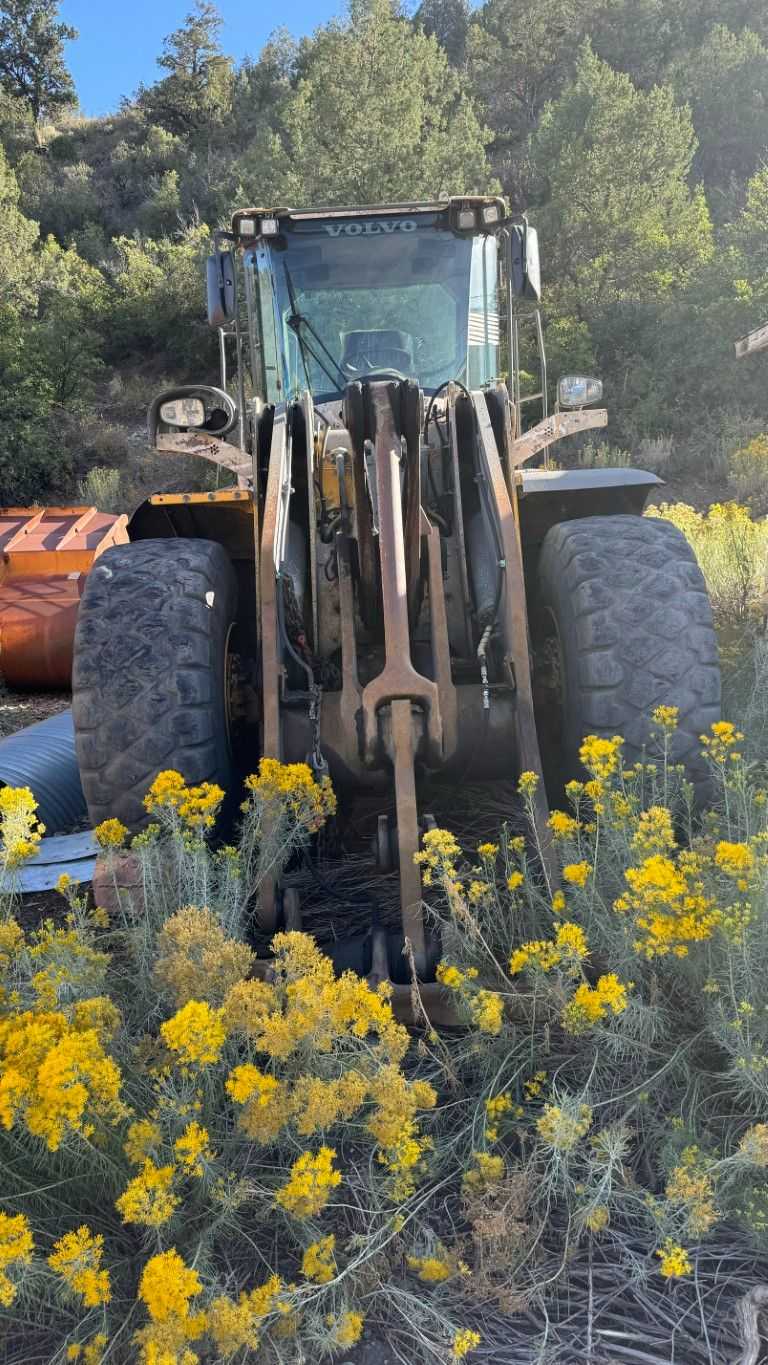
[{"left": 59, "top": 0, "right": 346, "bottom": 117}]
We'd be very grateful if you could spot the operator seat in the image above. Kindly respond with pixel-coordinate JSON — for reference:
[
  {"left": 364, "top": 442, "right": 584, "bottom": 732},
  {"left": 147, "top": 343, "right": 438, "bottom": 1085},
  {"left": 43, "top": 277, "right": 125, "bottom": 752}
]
[{"left": 341, "top": 328, "right": 415, "bottom": 376}]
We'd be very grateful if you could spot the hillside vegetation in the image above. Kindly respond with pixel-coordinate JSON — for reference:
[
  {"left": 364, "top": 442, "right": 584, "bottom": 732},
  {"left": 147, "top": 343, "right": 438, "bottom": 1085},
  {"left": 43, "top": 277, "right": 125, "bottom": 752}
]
[{"left": 1, "top": 0, "right": 768, "bottom": 507}]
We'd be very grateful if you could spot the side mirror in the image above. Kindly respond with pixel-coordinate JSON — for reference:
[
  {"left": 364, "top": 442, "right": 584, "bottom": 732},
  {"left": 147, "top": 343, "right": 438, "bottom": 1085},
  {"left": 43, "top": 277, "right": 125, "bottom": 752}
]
[
  {"left": 509, "top": 224, "right": 541, "bottom": 302},
  {"left": 206, "top": 249, "right": 236, "bottom": 329},
  {"left": 148, "top": 385, "right": 238, "bottom": 445},
  {"left": 558, "top": 375, "right": 603, "bottom": 409},
  {"left": 159, "top": 396, "right": 205, "bottom": 427}
]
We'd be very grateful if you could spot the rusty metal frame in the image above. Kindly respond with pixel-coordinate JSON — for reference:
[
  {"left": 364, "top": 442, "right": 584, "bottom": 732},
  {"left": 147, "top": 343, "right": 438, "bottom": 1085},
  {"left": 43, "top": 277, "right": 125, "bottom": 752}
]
[
  {"left": 359, "top": 391, "right": 441, "bottom": 763},
  {"left": 155, "top": 431, "right": 253, "bottom": 485},
  {"left": 472, "top": 390, "right": 556, "bottom": 882},
  {"left": 422, "top": 511, "right": 457, "bottom": 760},
  {"left": 509, "top": 408, "right": 608, "bottom": 468}
]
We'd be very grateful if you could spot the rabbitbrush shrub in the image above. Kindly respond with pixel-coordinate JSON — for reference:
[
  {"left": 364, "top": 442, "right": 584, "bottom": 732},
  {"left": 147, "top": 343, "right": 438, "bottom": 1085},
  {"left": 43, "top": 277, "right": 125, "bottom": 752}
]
[{"left": 3, "top": 718, "right": 768, "bottom": 1361}]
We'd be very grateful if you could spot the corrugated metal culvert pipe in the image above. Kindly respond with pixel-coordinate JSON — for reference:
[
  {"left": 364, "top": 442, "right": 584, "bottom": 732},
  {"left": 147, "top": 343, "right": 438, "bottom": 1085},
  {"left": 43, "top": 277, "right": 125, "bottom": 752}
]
[{"left": 0, "top": 709, "right": 87, "bottom": 833}]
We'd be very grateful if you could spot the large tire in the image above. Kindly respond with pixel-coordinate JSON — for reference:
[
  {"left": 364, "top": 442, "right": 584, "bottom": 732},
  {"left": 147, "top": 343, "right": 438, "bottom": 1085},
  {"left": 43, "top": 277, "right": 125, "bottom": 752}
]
[
  {"left": 72, "top": 538, "right": 237, "bottom": 828},
  {"left": 534, "top": 514, "right": 721, "bottom": 799}
]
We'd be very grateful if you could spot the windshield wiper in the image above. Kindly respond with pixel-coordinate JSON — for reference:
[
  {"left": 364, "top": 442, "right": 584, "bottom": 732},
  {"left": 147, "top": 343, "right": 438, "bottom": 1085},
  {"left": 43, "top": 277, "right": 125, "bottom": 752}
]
[{"left": 283, "top": 264, "right": 347, "bottom": 393}]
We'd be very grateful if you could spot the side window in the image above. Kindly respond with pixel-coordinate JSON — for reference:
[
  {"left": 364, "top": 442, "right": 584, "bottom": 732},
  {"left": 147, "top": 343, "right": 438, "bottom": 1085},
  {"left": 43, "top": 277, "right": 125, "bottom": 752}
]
[
  {"left": 467, "top": 236, "right": 500, "bottom": 388},
  {"left": 245, "top": 248, "right": 282, "bottom": 404}
]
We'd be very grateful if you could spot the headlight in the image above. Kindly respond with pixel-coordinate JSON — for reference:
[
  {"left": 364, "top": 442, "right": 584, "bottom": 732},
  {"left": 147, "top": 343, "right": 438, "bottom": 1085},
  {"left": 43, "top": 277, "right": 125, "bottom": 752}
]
[
  {"left": 557, "top": 375, "right": 603, "bottom": 409},
  {"left": 159, "top": 397, "right": 206, "bottom": 427}
]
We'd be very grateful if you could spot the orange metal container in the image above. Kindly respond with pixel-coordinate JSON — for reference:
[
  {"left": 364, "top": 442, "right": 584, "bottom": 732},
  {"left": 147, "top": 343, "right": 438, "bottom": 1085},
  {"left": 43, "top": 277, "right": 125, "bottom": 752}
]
[{"left": 0, "top": 507, "right": 128, "bottom": 689}]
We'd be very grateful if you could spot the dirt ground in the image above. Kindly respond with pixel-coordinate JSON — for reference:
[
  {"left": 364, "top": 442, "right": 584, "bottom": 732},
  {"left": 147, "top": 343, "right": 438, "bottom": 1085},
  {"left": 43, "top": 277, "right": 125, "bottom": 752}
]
[{"left": 0, "top": 682, "right": 70, "bottom": 738}]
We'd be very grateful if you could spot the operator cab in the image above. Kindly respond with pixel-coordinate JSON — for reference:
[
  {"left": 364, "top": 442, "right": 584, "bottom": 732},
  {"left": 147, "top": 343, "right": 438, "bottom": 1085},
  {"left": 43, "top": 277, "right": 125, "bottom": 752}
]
[{"left": 235, "top": 202, "right": 507, "bottom": 412}]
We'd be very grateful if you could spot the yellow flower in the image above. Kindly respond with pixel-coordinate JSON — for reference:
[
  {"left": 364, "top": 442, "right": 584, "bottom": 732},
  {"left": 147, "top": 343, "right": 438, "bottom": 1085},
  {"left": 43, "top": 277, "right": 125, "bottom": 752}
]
[
  {"left": 137, "top": 1246, "right": 204, "bottom": 1316},
  {"left": 154, "top": 907, "right": 254, "bottom": 1009},
  {"left": 67, "top": 1336, "right": 107, "bottom": 1365},
  {"left": 562, "top": 861, "right": 591, "bottom": 889},
  {"left": 124, "top": 1118, "right": 162, "bottom": 1165},
  {"left": 579, "top": 735, "right": 623, "bottom": 780},
  {"left": 48, "top": 1226, "right": 111, "bottom": 1307},
  {"left": 656, "top": 1239, "right": 691, "bottom": 1278},
  {"left": 0, "top": 917, "right": 24, "bottom": 969},
  {"left": 93, "top": 818, "right": 128, "bottom": 849},
  {"left": 617, "top": 852, "right": 720, "bottom": 958},
  {"left": 738, "top": 1123, "right": 768, "bottom": 1167},
  {"left": 72, "top": 996, "right": 121, "bottom": 1042},
  {"left": 160, "top": 1000, "right": 227, "bottom": 1067},
  {"left": 477, "top": 842, "right": 498, "bottom": 859},
  {"left": 468, "top": 879, "right": 491, "bottom": 904},
  {"left": 700, "top": 721, "right": 744, "bottom": 763},
  {"left": 548, "top": 810, "right": 580, "bottom": 840},
  {"left": 436, "top": 962, "right": 466, "bottom": 989},
  {"left": 714, "top": 840, "right": 754, "bottom": 879},
  {"left": 506, "top": 870, "right": 524, "bottom": 892},
  {"left": 0, "top": 1009, "right": 123, "bottom": 1151},
  {"left": 485, "top": 1093, "right": 513, "bottom": 1118},
  {"left": 0, "top": 1212, "right": 33, "bottom": 1307},
  {"left": 453, "top": 1329, "right": 481, "bottom": 1359},
  {"left": 330, "top": 1311, "right": 364, "bottom": 1347},
  {"left": 462, "top": 1151, "right": 504, "bottom": 1192},
  {"left": 367, "top": 1067, "right": 436, "bottom": 1199},
  {"left": 517, "top": 771, "right": 539, "bottom": 796},
  {"left": 174, "top": 1121, "right": 215, "bottom": 1177},
  {"left": 552, "top": 889, "right": 566, "bottom": 914},
  {"left": 632, "top": 806, "right": 676, "bottom": 854},
  {"left": 585, "top": 1206, "right": 610, "bottom": 1232},
  {"left": 407, "top": 1254, "right": 453, "bottom": 1283},
  {"left": 275, "top": 1146, "right": 341, "bottom": 1218},
  {"left": 301, "top": 1235, "right": 336, "bottom": 1284},
  {"left": 244, "top": 758, "right": 336, "bottom": 831},
  {"left": 509, "top": 938, "right": 561, "bottom": 974},
  {"left": 554, "top": 921, "right": 588, "bottom": 960},
  {"left": 0, "top": 785, "right": 44, "bottom": 867},
  {"left": 222, "top": 979, "right": 278, "bottom": 1036},
  {"left": 470, "top": 989, "right": 504, "bottom": 1035},
  {"left": 135, "top": 1248, "right": 207, "bottom": 1364},
  {"left": 523, "top": 1070, "right": 547, "bottom": 1100},
  {"left": 536, "top": 1102, "right": 592, "bottom": 1150},
  {"left": 116, "top": 1159, "right": 179, "bottom": 1227},
  {"left": 208, "top": 1275, "right": 285, "bottom": 1355},
  {"left": 226, "top": 1063, "right": 278, "bottom": 1106},
  {"left": 652, "top": 705, "right": 679, "bottom": 731},
  {"left": 665, "top": 1147, "right": 717, "bottom": 1237},
  {"left": 562, "top": 973, "right": 630, "bottom": 1034}
]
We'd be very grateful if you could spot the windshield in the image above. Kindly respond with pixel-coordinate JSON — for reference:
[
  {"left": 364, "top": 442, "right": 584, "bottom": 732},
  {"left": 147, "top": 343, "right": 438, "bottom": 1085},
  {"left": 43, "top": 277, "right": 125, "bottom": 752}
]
[{"left": 245, "top": 215, "right": 499, "bottom": 402}]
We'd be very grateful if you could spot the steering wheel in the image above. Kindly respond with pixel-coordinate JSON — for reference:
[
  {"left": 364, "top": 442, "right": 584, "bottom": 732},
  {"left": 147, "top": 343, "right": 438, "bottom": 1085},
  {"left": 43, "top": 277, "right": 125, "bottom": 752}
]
[{"left": 351, "top": 368, "right": 411, "bottom": 383}]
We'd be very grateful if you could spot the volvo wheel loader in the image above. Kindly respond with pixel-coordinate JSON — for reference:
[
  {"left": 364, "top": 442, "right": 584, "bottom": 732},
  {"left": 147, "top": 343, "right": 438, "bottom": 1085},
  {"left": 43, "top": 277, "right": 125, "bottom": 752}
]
[{"left": 71, "top": 196, "right": 721, "bottom": 1015}]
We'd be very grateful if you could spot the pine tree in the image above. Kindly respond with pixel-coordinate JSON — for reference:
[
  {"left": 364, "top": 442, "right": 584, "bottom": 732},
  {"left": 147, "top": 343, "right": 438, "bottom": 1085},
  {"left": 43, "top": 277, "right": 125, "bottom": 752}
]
[
  {"left": 137, "top": 0, "right": 233, "bottom": 137},
  {"left": 0, "top": 0, "right": 76, "bottom": 123},
  {"left": 258, "top": 0, "right": 494, "bottom": 205},
  {"left": 532, "top": 42, "right": 713, "bottom": 317}
]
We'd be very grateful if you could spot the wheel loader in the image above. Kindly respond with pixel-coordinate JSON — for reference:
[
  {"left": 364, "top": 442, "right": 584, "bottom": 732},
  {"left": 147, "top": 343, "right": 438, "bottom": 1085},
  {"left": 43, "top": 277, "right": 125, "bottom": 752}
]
[{"left": 71, "top": 196, "right": 721, "bottom": 1018}]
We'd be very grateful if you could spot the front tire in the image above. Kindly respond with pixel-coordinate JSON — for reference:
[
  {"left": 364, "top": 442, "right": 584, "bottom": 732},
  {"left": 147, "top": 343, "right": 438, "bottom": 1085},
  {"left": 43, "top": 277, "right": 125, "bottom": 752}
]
[
  {"left": 534, "top": 514, "right": 721, "bottom": 801},
  {"left": 73, "top": 538, "right": 237, "bottom": 828}
]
